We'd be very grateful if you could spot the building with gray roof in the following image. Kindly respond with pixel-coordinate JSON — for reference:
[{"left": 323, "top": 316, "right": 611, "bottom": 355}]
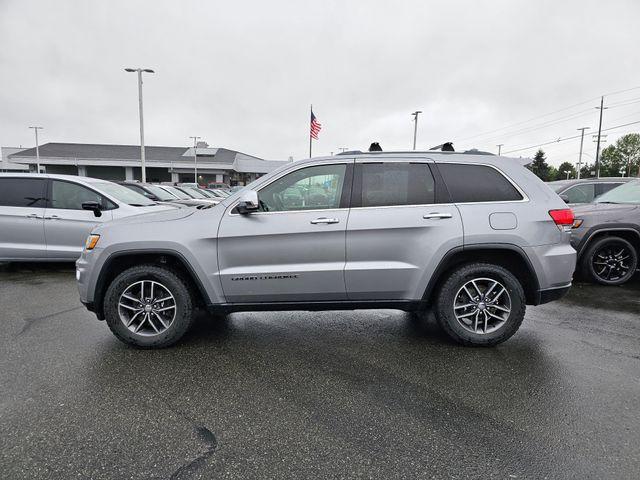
[{"left": 7, "top": 142, "right": 287, "bottom": 185}]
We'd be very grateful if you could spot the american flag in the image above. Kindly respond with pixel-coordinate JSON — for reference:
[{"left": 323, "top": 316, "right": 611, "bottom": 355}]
[{"left": 310, "top": 110, "right": 322, "bottom": 140}]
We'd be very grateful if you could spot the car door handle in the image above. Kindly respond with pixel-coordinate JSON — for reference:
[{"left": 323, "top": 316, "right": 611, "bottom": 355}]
[
  {"left": 423, "top": 213, "right": 453, "bottom": 220},
  {"left": 26, "top": 213, "right": 42, "bottom": 219},
  {"left": 310, "top": 217, "right": 340, "bottom": 224},
  {"left": 43, "top": 215, "right": 60, "bottom": 220}
]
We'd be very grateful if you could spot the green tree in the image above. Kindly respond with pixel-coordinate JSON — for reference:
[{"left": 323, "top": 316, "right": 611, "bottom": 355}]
[
  {"left": 615, "top": 133, "right": 640, "bottom": 177},
  {"left": 556, "top": 161, "right": 577, "bottom": 180},
  {"left": 597, "top": 133, "right": 640, "bottom": 177},
  {"left": 528, "top": 149, "right": 552, "bottom": 181},
  {"left": 580, "top": 162, "right": 596, "bottom": 179},
  {"left": 599, "top": 144, "right": 624, "bottom": 177}
]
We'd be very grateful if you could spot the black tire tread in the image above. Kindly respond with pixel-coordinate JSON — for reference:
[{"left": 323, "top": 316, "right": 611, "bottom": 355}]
[{"left": 103, "top": 264, "right": 194, "bottom": 348}]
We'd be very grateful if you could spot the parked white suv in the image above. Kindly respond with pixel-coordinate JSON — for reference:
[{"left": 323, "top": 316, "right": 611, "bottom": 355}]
[{"left": 0, "top": 173, "right": 176, "bottom": 261}]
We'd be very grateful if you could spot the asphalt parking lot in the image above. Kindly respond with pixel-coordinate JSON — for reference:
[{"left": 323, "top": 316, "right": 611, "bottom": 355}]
[{"left": 1, "top": 264, "right": 639, "bottom": 479}]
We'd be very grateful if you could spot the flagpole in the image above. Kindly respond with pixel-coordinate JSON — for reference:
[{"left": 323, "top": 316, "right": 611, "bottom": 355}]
[{"left": 309, "top": 104, "right": 313, "bottom": 158}]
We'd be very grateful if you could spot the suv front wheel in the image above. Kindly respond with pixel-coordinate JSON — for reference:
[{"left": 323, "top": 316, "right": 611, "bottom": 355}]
[
  {"left": 435, "top": 263, "right": 526, "bottom": 347},
  {"left": 103, "top": 265, "right": 195, "bottom": 348}
]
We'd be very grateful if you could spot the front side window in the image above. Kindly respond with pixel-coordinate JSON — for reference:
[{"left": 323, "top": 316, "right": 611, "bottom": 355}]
[
  {"left": 93, "top": 182, "right": 154, "bottom": 206},
  {"left": 564, "top": 183, "right": 595, "bottom": 203},
  {"left": 437, "top": 163, "right": 523, "bottom": 203},
  {"left": 258, "top": 164, "right": 346, "bottom": 212},
  {"left": 51, "top": 181, "right": 109, "bottom": 210},
  {"left": 0, "top": 178, "right": 46, "bottom": 207},
  {"left": 359, "top": 162, "right": 435, "bottom": 207}
]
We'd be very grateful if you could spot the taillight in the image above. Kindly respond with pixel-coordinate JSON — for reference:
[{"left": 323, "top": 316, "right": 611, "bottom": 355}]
[{"left": 549, "top": 209, "right": 574, "bottom": 231}]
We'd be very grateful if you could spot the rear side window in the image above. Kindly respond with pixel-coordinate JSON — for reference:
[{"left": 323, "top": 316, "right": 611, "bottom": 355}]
[
  {"left": 359, "top": 162, "right": 435, "bottom": 207},
  {"left": 0, "top": 178, "right": 47, "bottom": 207},
  {"left": 437, "top": 163, "right": 523, "bottom": 203}
]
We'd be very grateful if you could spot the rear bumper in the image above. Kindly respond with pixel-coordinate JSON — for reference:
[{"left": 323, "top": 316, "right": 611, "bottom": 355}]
[{"left": 533, "top": 284, "right": 571, "bottom": 305}]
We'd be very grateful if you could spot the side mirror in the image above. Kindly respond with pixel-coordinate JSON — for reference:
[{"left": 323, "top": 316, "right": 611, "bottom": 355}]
[
  {"left": 82, "top": 201, "right": 103, "bottom": 217},
  {"left": 237, "top": 190, "right": 259, "bottom": 214},
  {"left": 559, "top": 194, "right": 570, "bottom": 203}
]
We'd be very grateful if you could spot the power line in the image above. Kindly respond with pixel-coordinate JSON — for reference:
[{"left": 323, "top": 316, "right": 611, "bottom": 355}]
[
  {"left": 502, "top": 120, "right": 640, "bottom": 154},
  {"left": 457, "top": 86, "right": 640, "bottom": 143}
]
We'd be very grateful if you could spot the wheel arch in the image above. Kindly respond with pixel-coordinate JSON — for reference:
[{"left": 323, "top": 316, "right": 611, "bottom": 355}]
[
  {"left": 423, "top": 245, "right": 540, "bottom": 306},
  {"left": 93, "top": 250, "right": 210, "bottom": 320},
  {"left": 577, "top": 227, "right": 640, "bottom": 258}
]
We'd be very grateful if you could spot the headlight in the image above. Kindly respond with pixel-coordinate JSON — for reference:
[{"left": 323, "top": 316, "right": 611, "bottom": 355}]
[
  {"left": 85, "top": 234, "right": 100, "bottom": 250},
  {"left": 572, "top": 219, "right": 583, "bottom": 229}
]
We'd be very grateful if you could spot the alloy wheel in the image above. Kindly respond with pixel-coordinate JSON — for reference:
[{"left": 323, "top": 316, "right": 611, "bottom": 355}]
[
  {"left": 118, "top": 280, "right": 176, "bottom": 336},
  {"left": 453, "top": 277, "right": 512, "bottom": 334},
  {"left": 591, "top": 242, "right": 634, "bottom": 282}
]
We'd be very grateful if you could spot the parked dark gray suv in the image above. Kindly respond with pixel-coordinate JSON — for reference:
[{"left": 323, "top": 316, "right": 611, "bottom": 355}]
[
  {"left": 571, "top": 179, "right": 640, "bottom": 285},
  {"left": 76, "top": 152, "right": 576, "bottom": 348}
]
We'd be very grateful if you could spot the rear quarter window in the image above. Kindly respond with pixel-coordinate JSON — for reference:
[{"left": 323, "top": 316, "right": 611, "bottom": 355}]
[{"left": 437, "top": 163, "right": 523, "bottom": 203}]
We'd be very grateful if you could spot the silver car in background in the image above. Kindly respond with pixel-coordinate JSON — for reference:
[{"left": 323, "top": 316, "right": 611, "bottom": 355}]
[{"left": 0, "top": 173, "right": 176, "bottom": 261}]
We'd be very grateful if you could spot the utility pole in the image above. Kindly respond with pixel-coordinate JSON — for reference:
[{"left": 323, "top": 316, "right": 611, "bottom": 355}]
[
  {"left": 125, "top": 68, "right": 155, "bottom": 182},
  {"left": 189, "top": 136, "right": 201, "bottom": 184},
  {"left": 28, "top": 126, "right": 43, "bottom": 173},
  {"left": 496, "top": 144, "right": 503, "bottom": 156},
  {"left": 594, "top": 97, "right": 607, "bottom": 179},
  {"left": 411, "top": 111, "right": 422, "bottom": 150},
  {"left": 576, "top": 127, "right": 590, "bottom": 179}
]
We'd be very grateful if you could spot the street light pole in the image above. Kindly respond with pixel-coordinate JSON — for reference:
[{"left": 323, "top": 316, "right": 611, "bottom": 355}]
[
  {"left": 496, "top": 144, "right": 503, "bottom": 156},
  {"left": 125, "top": 67, "right": 155, "bottom": 183},
  {"left": 576, "top": 126, "right": 590, "bottom": 179},
  {"left": 28, "top": 126, "right": 43, "bottom": 173},
  {"left": 411, "top": 111, "right": 422, "bottom": 150},
  {"left": 594, "top": 97, "right": 607, "bottom": 179},
  {"left": 189, "top": 136, "right": 201, "bottom": 184}
]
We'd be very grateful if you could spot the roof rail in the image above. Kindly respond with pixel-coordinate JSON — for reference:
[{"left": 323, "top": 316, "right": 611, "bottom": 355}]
[{"left": 336, "top": 149, "right": 494, "bottom": 156}]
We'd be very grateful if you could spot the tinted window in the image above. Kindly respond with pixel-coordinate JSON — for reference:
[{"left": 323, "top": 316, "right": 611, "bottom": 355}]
[
  {"left": 0, "top": 178, "right": 46, "bottom": 207},
  {"left": 258, "top": 164, "right": 346, "bottom": 212},
  {"left": 597, "top": 182, "right": 623, "bottom": 196},
  {"left": 437, "top": 163, "right": 523, "bottom": 203},
  {"left": 563, "top": 183, "right": 595, "bottom": 203},
  {"left": 360, "top": 162, "right": 435, "bottom": 207},
  {"left": 51, "top": 180, "right": 107, "bottom": 210}
]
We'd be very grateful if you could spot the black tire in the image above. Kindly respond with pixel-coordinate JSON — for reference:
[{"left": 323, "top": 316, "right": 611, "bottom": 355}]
[
  {"left": 582, "top": 236, "right": 638, "bottom": 286},
  {"left": 435, "top": 263, "right": 526, "bottom": 347},
  {"left": 103, "top": 264, "right": 194, "bottom": 348}
]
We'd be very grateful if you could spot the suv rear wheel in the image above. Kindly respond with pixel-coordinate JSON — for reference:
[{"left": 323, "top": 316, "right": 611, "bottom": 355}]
[
  {"left": 103, "top": 265, "right": 194, "bottom": 348},
  {"left": 435, "top": 263, "right": 526, "bottom": 347},
  {"left": 582, "top": 236, "right": 638, "bottom": 286}
]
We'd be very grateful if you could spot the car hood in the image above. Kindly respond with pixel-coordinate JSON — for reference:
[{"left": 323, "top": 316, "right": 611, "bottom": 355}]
[{"left": 106, "top": 207, "right": 197, "bottom": 226}]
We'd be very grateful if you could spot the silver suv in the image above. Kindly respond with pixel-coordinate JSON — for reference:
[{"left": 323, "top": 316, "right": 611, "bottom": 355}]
[{"left": 76, "top": 152, "right": 576, "bottom": 348}]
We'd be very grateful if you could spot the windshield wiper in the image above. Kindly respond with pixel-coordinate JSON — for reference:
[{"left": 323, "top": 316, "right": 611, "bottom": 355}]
[
  {"left": 596, "top": 201, "right": 619, "bottom": 204},
  {"left": 129, "top": 203, "right": 156, "bottom": 207}
]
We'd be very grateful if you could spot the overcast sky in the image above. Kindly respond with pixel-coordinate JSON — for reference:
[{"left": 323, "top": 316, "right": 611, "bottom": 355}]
[{"left": 1, "top": 0, "right": 639, "bottom": 167}]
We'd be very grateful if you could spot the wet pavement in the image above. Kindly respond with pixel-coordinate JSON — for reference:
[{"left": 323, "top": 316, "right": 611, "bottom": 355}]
[{"left": 1, "top": 263, "right": 639, "bottom": 479}]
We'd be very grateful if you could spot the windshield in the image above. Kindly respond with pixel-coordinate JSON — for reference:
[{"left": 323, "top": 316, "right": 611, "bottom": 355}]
[
  {"left": 94, "top": 182, "right": 155, "bottom": 206},
  {"left": 181, "top": 187, "right": 208, "bottom": 199},
  {"left": 145, "top": 185, "right": 177, "bottom": 201},
  {"left": 595, "top": 180, "right": 640, "bottom": 204},
  {"left": 162, "top": 185, "right": 191, "bottom": 199}
]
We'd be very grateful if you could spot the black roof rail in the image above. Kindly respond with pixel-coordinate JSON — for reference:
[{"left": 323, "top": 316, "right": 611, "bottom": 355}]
[{"left": 335, "top": 149, "right": 494, "bottom": 156}]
